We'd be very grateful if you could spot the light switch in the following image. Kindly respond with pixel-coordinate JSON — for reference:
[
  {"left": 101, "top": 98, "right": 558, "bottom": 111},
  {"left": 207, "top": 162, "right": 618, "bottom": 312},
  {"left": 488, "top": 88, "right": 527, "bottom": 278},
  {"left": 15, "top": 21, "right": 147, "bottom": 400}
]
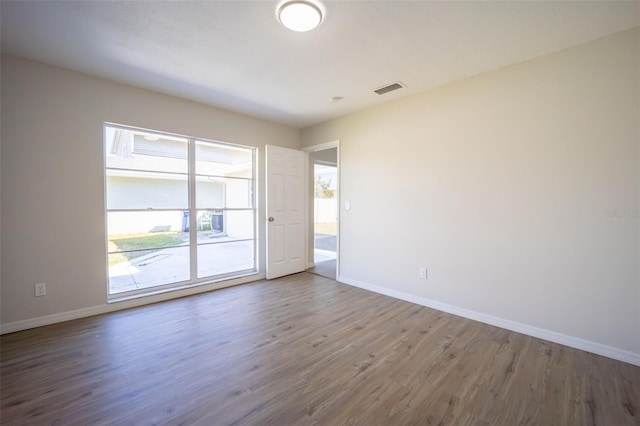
[{"left": 345, "top": 201, "right": 351, "bottom": 210}]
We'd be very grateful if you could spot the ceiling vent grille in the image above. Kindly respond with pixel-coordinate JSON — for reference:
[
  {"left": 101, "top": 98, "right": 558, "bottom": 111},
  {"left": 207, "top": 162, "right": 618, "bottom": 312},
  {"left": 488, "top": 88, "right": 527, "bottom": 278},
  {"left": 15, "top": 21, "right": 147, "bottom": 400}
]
[{"left": 374, "top": 82, "right": 405, "bottom": 95}]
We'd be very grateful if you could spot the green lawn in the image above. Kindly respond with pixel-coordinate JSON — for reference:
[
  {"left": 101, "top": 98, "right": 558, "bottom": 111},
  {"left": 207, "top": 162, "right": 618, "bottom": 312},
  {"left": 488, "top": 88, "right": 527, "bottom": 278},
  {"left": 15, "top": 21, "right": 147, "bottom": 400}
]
[{"left": 108, "top": 233, "right": 185, "bottom": 266}]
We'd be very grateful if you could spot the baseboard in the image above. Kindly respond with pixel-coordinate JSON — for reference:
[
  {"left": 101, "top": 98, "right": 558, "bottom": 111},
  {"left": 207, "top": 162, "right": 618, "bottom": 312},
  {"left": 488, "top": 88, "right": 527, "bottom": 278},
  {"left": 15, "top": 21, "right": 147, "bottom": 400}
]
[
  {"left": 6, "top": 273, "right": 638, "bottom": 366},
  {"left": 1, "top": 273, "right": 265, "bottom": 335},
  {"left": 1, "top": 305, "right": 111, "bottom": 335},
  {"left": 337, "top": 275, "right": 640, "bottom": 367}
]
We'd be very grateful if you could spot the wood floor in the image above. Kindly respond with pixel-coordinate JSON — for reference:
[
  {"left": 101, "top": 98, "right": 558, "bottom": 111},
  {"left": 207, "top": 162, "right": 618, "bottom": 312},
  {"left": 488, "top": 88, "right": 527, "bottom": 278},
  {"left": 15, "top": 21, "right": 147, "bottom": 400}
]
[
  {"left": 1, "top": 273, "right": 639, "bottom": 425},
  {"left": 307, "top": 259, "right": 336, "bottom": 280}
]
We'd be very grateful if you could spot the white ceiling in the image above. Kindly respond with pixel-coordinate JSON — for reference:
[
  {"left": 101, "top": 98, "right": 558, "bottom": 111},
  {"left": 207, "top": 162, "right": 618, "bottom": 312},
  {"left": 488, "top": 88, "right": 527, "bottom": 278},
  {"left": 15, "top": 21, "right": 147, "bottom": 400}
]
[{"left": 1, "top": 1, "right": 638, "bottom": 129}]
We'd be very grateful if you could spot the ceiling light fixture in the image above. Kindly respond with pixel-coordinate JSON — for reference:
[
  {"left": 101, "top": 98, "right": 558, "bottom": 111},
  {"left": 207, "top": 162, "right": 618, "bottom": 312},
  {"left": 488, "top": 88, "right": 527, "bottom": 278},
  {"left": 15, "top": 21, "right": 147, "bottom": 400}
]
[{"left": 278, "top": 1, "right": 323, "bottom": 32}]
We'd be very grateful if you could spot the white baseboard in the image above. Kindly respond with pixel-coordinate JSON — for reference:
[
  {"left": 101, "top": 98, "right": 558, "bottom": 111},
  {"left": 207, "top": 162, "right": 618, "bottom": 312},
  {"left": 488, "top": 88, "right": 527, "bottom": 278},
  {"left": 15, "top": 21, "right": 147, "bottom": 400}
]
[
  {"left": 5, "top": 273, "right": 638, "bottom": 367},
  {"left": 1, "top": 305, "right": 112, "bottom": 335},
  {"left": 337, "top": 275, "right": 640, "bottom": 367},
  {"left": 1, "top": 273, "right": 265, "bottom": 335}
]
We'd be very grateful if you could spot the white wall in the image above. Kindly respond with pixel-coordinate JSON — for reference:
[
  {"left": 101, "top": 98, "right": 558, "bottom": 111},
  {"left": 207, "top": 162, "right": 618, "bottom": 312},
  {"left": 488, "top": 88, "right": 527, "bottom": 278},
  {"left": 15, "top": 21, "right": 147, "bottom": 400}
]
[
  {"left": 302, "top": 28, "right": 640, "bottom": 362},
  {"left": 106, "top": 176, "right": 191, "bottom": 210},
  {"left": 107, "top": 211, "right": 184, "bottom": 235},
  {"left": 1, "top": 54, "right": 300, "bottom": 326},
  {"left": 223, "top": 169, "right": 254, "bottom": 240}
]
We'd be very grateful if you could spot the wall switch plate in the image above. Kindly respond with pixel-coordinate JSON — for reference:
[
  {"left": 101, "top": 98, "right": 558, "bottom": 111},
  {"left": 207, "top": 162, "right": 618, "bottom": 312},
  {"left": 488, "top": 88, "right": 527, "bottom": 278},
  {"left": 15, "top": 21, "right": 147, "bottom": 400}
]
[
  {"left": 419, "top": 267, "right": 427, "bottom": 279},
  {"left": 345, "top": 201, "right": 351, "bottom": 210},
  {"left": 35, "top": 283, "right": 47, "bottom": 297}
]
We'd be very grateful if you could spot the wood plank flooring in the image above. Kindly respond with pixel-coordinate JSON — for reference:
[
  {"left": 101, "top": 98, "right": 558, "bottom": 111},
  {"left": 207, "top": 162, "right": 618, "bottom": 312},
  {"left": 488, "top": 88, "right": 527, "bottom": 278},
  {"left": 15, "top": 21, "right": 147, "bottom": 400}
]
[
  {"left": 1, "top": 272, "right": 639, "bottom": 425},
  {"left": 307, "top": 259, "right": 336, "bottom": 280}
]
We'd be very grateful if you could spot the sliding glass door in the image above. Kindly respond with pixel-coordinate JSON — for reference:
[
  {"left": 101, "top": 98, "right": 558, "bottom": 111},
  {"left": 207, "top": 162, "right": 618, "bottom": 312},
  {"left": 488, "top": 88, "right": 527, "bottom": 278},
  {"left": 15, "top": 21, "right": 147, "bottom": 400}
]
[
  {"left": 195, "top": 141, "right": 255, "bottom": 279},
  {"left": 104, "top": 124, "right": 256, "bottom": 297}
]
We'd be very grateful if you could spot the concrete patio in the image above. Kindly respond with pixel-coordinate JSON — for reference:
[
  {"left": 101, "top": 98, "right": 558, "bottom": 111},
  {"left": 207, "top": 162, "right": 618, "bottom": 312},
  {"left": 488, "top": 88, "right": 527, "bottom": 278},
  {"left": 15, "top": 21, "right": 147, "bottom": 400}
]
[{"left": 109, "top": 237, "right": 254, "bottom": 294}]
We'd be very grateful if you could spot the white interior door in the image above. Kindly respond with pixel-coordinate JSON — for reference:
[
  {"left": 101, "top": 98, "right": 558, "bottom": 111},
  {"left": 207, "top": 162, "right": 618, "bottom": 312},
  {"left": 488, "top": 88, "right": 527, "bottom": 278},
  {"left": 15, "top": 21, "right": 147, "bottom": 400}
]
[{"left": 266, "top": 145, "right": 307, "bottom": 279}]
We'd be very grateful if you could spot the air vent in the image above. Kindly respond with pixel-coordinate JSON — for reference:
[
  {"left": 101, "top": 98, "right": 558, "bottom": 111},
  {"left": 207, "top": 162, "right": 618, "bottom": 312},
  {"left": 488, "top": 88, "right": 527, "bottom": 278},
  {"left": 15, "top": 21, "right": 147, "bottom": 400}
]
[{"left": 374, "top": 82, "right": 405, "bottom": 95}]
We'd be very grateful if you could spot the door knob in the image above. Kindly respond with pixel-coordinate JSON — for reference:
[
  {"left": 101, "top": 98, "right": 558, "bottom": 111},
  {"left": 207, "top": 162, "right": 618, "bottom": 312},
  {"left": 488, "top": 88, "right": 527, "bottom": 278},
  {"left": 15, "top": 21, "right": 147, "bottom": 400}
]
[{"left": 268, "top": 217, "right": 275, "bottom": 222}]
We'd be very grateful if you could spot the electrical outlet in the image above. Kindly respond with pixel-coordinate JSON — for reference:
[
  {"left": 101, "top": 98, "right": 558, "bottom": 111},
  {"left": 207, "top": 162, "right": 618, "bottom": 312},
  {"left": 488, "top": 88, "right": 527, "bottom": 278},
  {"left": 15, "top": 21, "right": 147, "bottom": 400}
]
[
  {"left": 35, "top": 283, "right": 47, "bottom": 297},
  {"left": 419, "top": 267, "right": 427, "bottom": 279}
]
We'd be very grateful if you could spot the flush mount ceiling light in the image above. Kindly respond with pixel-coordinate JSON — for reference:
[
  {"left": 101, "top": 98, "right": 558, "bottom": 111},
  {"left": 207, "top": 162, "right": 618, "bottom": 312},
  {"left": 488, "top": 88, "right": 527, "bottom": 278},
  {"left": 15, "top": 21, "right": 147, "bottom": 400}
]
[{"left": 278, "top": 1, "right": 323, "bottom": 32}]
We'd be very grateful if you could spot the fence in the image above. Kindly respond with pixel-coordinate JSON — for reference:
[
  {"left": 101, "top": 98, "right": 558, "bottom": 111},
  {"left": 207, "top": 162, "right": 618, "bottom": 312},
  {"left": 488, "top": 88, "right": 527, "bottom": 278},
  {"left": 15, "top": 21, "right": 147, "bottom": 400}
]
[{"left": 315, "top": 198, "right": 337, "bottom": 224}]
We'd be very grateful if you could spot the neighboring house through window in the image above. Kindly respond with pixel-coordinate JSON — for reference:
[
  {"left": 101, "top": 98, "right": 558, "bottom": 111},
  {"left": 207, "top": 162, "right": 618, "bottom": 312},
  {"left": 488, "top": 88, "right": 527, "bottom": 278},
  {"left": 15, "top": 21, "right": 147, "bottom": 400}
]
[{"left": 104, "top": 124, "right": 256, "bottom": 298}]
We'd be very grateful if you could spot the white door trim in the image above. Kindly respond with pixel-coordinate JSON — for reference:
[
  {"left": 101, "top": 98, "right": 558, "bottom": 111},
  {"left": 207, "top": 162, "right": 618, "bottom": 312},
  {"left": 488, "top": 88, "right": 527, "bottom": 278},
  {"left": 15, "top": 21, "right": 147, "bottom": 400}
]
[
  {"left": 302, "top": 140, "right": 340, "bottom": 153},
  {"left": 303, "top": 140, "right": 340, "bottom": 280}
]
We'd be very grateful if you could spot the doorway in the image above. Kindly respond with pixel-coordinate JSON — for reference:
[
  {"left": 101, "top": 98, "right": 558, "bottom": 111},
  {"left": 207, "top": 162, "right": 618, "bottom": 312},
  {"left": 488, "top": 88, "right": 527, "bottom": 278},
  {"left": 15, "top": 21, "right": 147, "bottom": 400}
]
[{"left": 305, "top": 144, "right": 339, "bottom": 280}]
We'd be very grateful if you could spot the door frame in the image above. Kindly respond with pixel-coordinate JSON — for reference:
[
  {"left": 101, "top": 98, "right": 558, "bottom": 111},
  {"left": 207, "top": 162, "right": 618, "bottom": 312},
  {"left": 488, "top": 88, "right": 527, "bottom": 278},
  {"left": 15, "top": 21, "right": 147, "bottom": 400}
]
[{"left": 302, "top": 140, "right": 340, "bottom": 280}]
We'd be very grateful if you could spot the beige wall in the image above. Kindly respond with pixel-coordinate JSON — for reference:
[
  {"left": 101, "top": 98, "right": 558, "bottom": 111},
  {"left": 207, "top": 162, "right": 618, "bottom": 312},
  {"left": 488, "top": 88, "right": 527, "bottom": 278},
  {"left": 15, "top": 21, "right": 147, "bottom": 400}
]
[
  {"left": 302, "top": 29, "right": 640, "bottom": 360},
  {"left": 2, "top": 29, "right": 639, "bottom": 363},
  {"left": 1, "top": 54, "right": 300, "bottom": 325}
]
